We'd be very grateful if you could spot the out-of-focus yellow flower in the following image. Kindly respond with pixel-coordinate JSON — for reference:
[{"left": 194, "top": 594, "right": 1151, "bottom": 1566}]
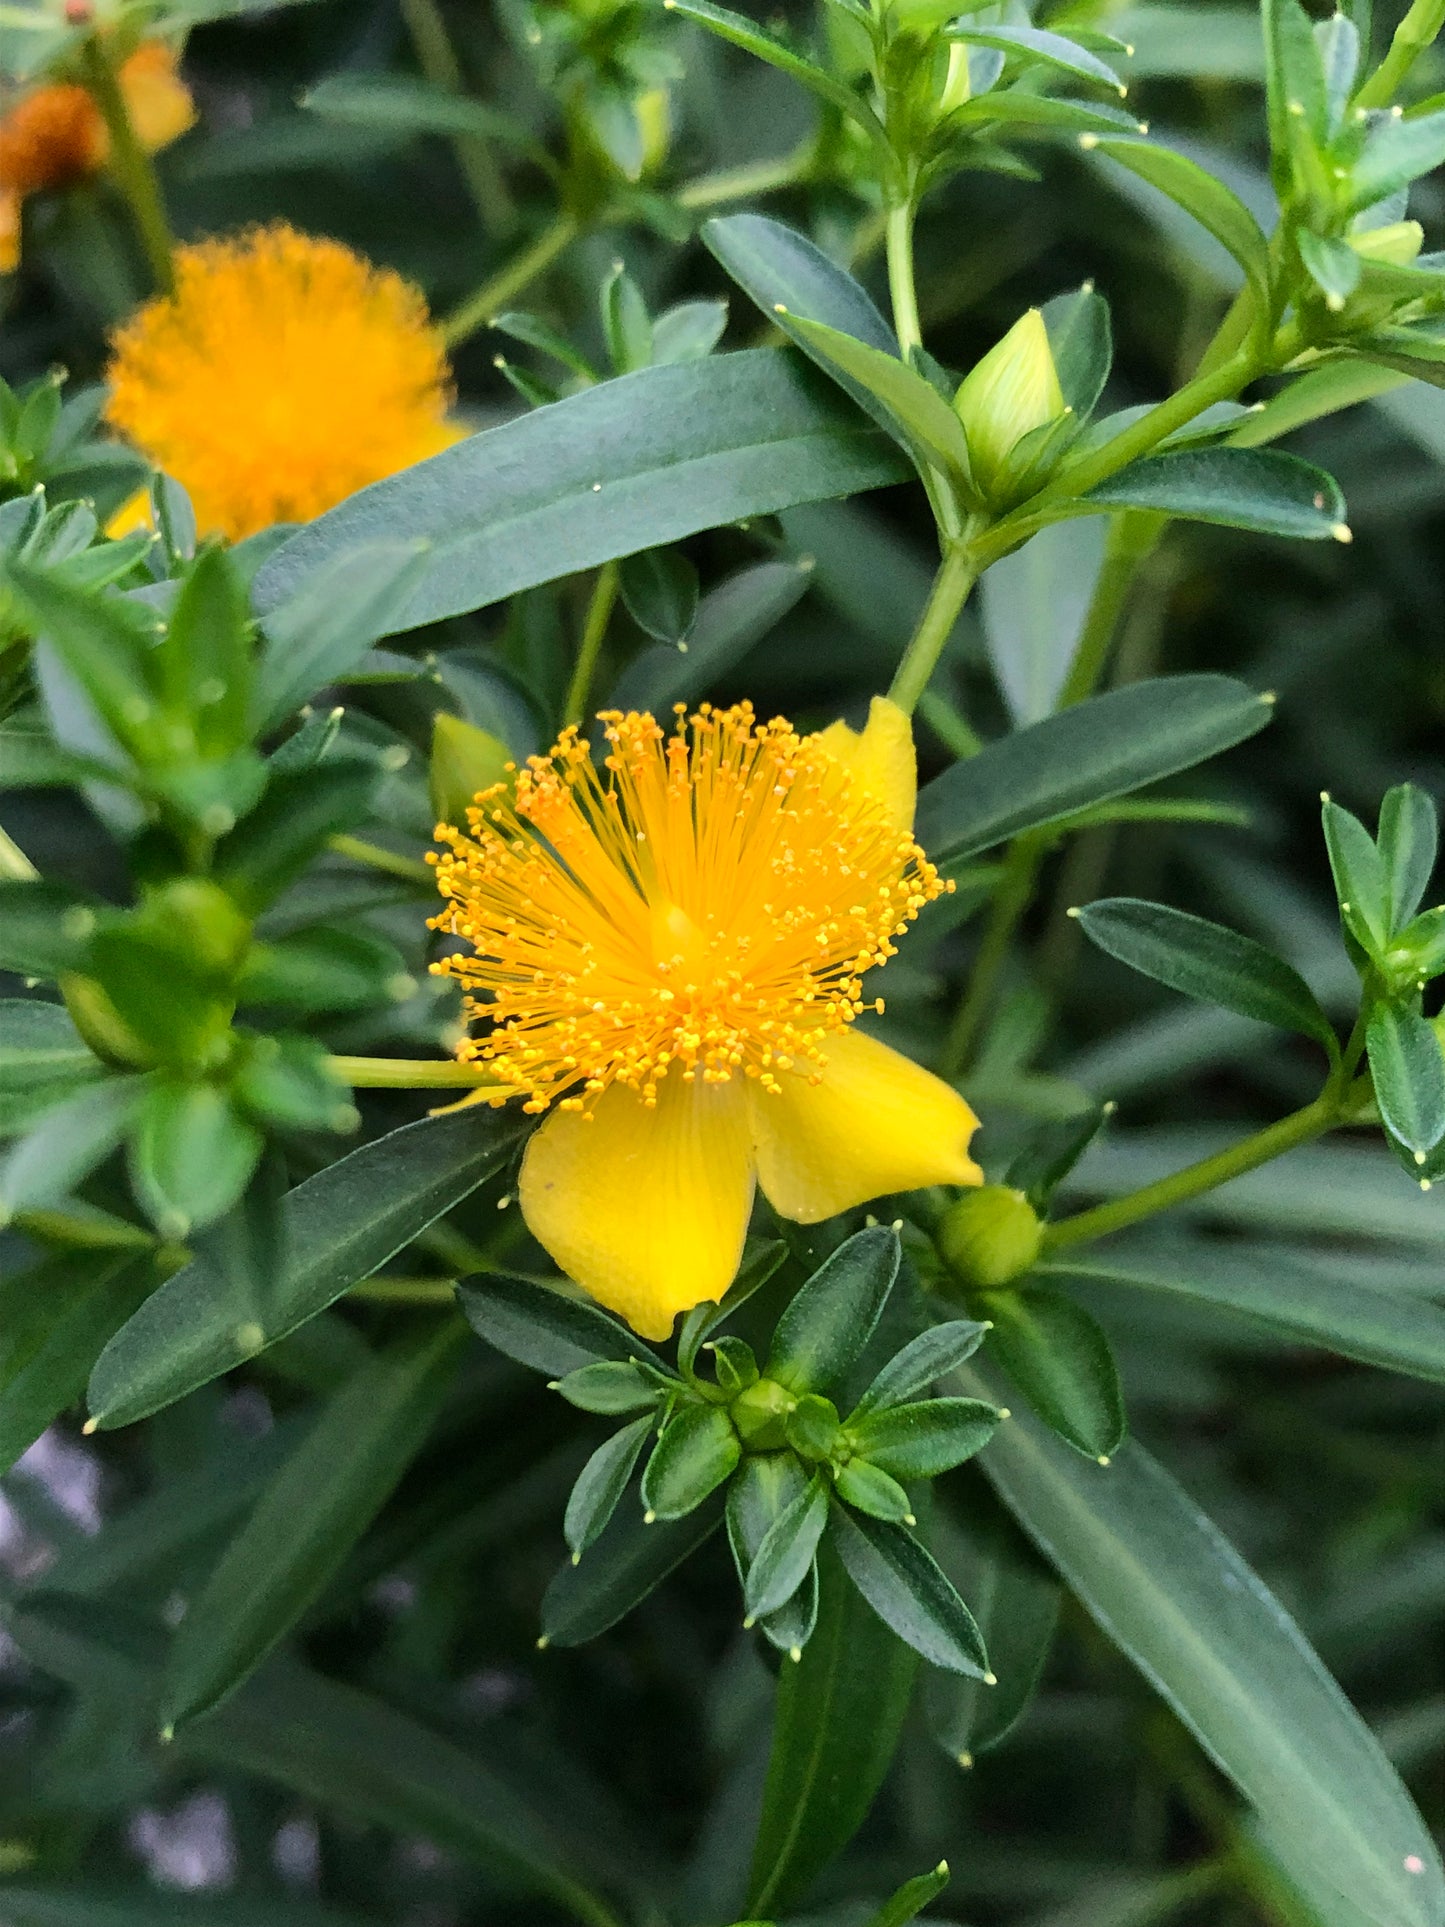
[
  {"left": 105, "top": 223, "right": 459, "bottom": 541},
  {"left": 0, "top": 42, "right": 193, "bottom": 273},
  {"left": 430, "top": 696, "right": 982, "bottom": 1338}
]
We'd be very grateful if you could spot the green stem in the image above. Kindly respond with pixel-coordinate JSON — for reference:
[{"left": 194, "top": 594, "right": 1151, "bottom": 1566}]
[
  {"left": 329, "top": 1054, "right": 500, "bottom": 1089},
  {"left": 1355, "top": 0, "right": 1445, "bottom": 108},
  {"left": 327, "top": 834, "right": 433, "bottom": 886},
  {"left": 0, "top": 822, "right": 39, "bottom": 881},
  {"left": 349, "top": 1275, "right": 459, "bottom": 1304},
  {"left": 675, "top": 146, "right": 814, "bottom": 209},
  {"left": 938, "top": 832, "right": 1044, "bottom": 1077},
  {"left": 1041, "top": 1084, "right": 1358, "bottom": 1255},
  {"left": 440, "top": 213, "right": 580, "bottom": 349},
  {"left": 885, "top": 195, "right": 923, "bottom": 357},
  {"left": 1056, "top": 509, "right": 1166, "bottom": 708},
  {"left": 887, "top": 542, "right": 977, "bottom": 717},
  {"left": 916, "top": 688, "right": 982, "bottom": 759},
  {"left": 401, "top": 0, "right": 515, "bottom": 233},
  {"left": 80, "top": 34, "right": 175, "bottom": 295},
  {"left": 564, "top": 561, "right": 620, "bottom": 728}
]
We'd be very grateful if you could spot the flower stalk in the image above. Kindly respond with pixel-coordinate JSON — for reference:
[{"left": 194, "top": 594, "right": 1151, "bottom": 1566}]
[{"left": 80, "top": 32, "right": 175, "bottom": 295}]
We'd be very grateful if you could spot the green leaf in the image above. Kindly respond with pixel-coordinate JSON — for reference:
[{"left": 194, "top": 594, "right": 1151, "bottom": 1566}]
[
  {"left": 253, "top": 351, "right": 909, "bottom": 634},
  {"left": 847, "top": 1399, "right": 1001, "bottom": 1480},
  {"left": 301, "top": 72, "right": 543, "bottom": 156},
  {"left": 1377, "top": 782, "right": 1438, "bottom": 930},
  {"left": 1081, "top": 446, "right": 1347, "bottom": 538},
  {"left": 960, "top": 1357, "right": 1445, "bottom": 1927},
  {"left": 744, "top": 1471, "right": 828, "bottom": 1621},
  {"left": 0, "top": 1075, "right": 146, "bottom": 1219},
  {"left": 128, "top": 1080, "right": 263, "bottom": 1238},
  {"left": 851, "top": 1320, "right": 990, "bottom": 1417},
  {"left": 1041, "top": 284, "right": 1113, "bottom": 420},
  {"left": 87, "top": 1107, "right": 522, "bottom": 1428},
  {"left": 652, "top": 298, "right": 729, "bottom": 364},
  {"left": 160, "top": 545, "right": 253, "bottom": 757},
  {"left": 747, "top": 1539, "right": 919, "bottom": 1915},
  {"left": 542, "top": 1491, "right": 723, "bottom": 1645},
  {"left": 1080, "top": 138, "right": 1272, "bottom": 307},
  {"left": 1006, "top": 1104, "right": 1110, "bottom": 1212},
  {"left": 565, "top": 1413, "right": 654, "bottom": 1557},
  {"left": 609, "top": 557, "right": 813, "bottom": 713},
  {"left": 253, "top": 542, "right": 432, "bottom": 730},
  {"left": 553, "top": 1360, "right": 658, "bottom": 1413},
  {"left": 458, "top": 1270, "right": 665, "bottom": 1376},
  {"left": 1322, "top": 793, "right": 1391, "bottom": 953},
  {"left": 618, "top": 546, "right": 698, "bottom": 642},
  {"left": 832, "top": 1457, "right": 913, "bottom": 1522},
  {"left": 702, "top": 214, "right": 898, "bottom": 359},
  {"left": 1350, "top": 107, "right": 1445, "bottom": 213},
  {"left": 641, "top": 1403, "right": 740, "bottom": 1520},
  {"left": 1297, "top": 229, "right": 1362, "bottom": 309},
  {"left": 1263, "top": 0, "right": 1325, "bottom": 181},
  {"left": 766, "top": 1225, "right": 901, "bottom": 1395},
  {"left": 727, "top": 1451, "right": 819, "bottom": 1655},
  {"left": 830, "top": 1503, "right": 990, "bottom": 1678},
  {"left": 0, "top": 1000, "right": 103, "bottom": 1133},
  {"left": 1041, "top": 1239, "right": 1445, "bottom": 1386},
  {"left": 916, "top": 674, "right": 1273, "bottom": 860},
  {"left": 1074, "top": 897, "right": 1337, "bottom": 1053},
  {"left": 954, "top": 92, "right": 1143, "bottom": 138},
  {"left": 943, "top": 23, "right": 1127, "bottom": 96},
  {"left": 927, "top": 1486, "right": 1060, "bottom": 1763},
  {"left": 1368, "top": 1003, "right": 1445, "bottom": 1158},
  {"left": 860, "top": 1861, "right": 951, "bottom": 1927},
  {"left": 0, "top": 1887, "right": 379, "bottom": 1926},
  {"left": 979, "top": 1288, "right": 1125, "bottom": 1460},
  {"left": 600, "top": 262, "right": 654, "bottom": 374},
  {"left": 161, "top": 1321, "right": 462, "bottom": 1729},
  {"left": 780, "top": 314, "right": 973, "bottom": 480},
  {"left": 0, "top": 724, "right": 121, "bottom": 792},
  {"left": 212, "top": 761, "right": 381, "bottom": 915},
  {"left": 0, "top": 1251, "right": 155, "bottom": 1478}
]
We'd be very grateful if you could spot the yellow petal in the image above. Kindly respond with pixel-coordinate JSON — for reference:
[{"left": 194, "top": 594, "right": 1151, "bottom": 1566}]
[
  {"left": 120, "top": 44, "right": 197, "bottom": 155},
  {"left": 814, "top": 694, "right": 917, "bottom": 833},
  {"left": 104, "top": 488, "right": 152, "bottom": 540},
  {"left": 0, "top": 191, "right": 18, "bottom": 275},
  {"left": 746, "top": 1026, "right": 981, "bottom": 1224},
  {"left": 519, "top": 1070, "right": 755, "bottom": 1340}
]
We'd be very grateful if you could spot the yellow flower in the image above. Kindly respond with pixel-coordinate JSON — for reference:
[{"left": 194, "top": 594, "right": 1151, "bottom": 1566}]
[
  {"left": 430, "top": 696, "right": 982, "bottom": 1338},
  {"left": 0, "top": 42, "right": 193, "bottom": 274},
  {"left": 104, "top": 223, "right": 458, "bottom": 541}
]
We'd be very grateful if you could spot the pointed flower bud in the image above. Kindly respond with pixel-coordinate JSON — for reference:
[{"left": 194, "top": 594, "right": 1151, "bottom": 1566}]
[
  {"left": 954, "top": 309, "right": 1067, "bottom": 500},
  {"left": 937, "top": 1185, "right": 1043, "bottom": 1290}
]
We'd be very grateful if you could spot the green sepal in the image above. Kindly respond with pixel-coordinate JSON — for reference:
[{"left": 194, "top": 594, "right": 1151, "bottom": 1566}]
[
  {"left": 564, "top": 1413, "right": 655, "bottom": 1558},
  {"left": 552, "top": 1360, "right": 659, "bottom": 1414},
  {"left": 833, "top": 1458, "right": 914, "bottom": 1523},
  {"left": 851, "top": 1319, "right": 990, "bottom": 1417},
  {"left": 641, "top": 1403, "right": 740, "bottom": 1520},
  {"left": 847, "top": 1398, "right": 1002, "bottom": 1481}
]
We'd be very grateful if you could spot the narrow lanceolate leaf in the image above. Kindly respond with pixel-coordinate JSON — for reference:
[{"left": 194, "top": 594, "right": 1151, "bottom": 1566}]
[
  {"left": 980, "top": 1288, "right": 1125, "bottom": 1461},
  {"left": 565, "top": 1414, "right": 654, "bottom": 1558},
  {"left": 459, "top": 1270, "right": 666, "bottom": 1378},
  {"left": 87, "top": 1108, "right": 523, "bottom": 1429},
  {"left": 1368, "top": 1004, "right": 1445, "bottom": 1160},
  {"left": 745, "top": 1472, "right": 828, "bottom": 1621},
  {"left": 1322, "top": 795, "right": 1390, "bottom": 952},
  {"left": 252, "top": 352, "right": 909, "bottom": 633},
  {"left": 959, "top": 1356, "right": 1445, "bottom": 1927},
  {"left": 727, "top": 1451, "right": 818, "bottom": 1655},
  {"left": 1039, "top": 1239, "right": 1445, "bottom": 1387},
  {"left": 640, "top": 1403, "right": 740, "bottom": 1520},
  {"left": 1377, "top": 783, "right": 1438, "bottom": 931},
  {"left": 0, "top": 1075, "right": 147, "bottom": 1219},
  {"left": 1075, "top": 898, "right": 1337, "bottom": 1054},
  {"left": 780, "top": 314, "right": 973, "bottom": 479},
  {"left": 1082, "top": 447, "right": 1347, "bottom": 539},
  {"left": 830, "top": 1503, "right": 991, "bottom": 1678},
  {"left": 542, "top": 1492, "right": 724, "bottom": 1645},
  {"left": 748, "top": 1540, "right": 919, "bottom": 1917},
  {"left": 254, "top": 541, "right": 431, "bottom": 729},
  {"left": 862, "top": 1861, "right": 952, "bottom": 1927},
  {"left": 766, "top": 1225, "right": 901, "bottom": 1395},
  {"left": 703, "top": 213, "right": 898, "bottom": 356},
  {"left": 847, "top": 1399, "right": 1002, "bottom": 1481},
  {"left": 1083, "top": 136, "right": 1272, "bottom": 305},
  {"left": 916, "top": 675, "right": 1274, "bottom": 861},
  {"left": 851, "top": 1320, "right": 991, "bottom": 1417},
  {"left": 161, "top": 1321, "right": 463, "bottom": 1729}
]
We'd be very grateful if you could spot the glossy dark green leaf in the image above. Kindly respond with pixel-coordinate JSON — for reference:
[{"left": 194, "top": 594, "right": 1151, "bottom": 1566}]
[
  {"left": 960, "top": 1357, "right": 1445, "bottom": 1927},
  {"left": 1368, "top": 1003, "right": 1445, "bottom": 1158},
  {"left": 1075, "top": 897, "right": 1337, "bottom": 1052},
  {"left": 927, "top": 1486, "right": 1060, "bottom": 1762},
  {"left": 162, "top": 1321, "right": 462, "bottom": 1728},
  {"left": 609, "top": 557, "right": 813, "bottom": 713},
  {"left": 1322, "top": 794, "right": 1390, "bottom": 951},
  {"left": 542, "top": 1491, "right": 723, "bottom": 1645},
  {"left": 1043, "top": 1238, "right": 1445, "bottom": 1385},
  {"left": 618, "top": 546, "right": 699, "bottom": 642},
  {"left": 847, "top": 1398, "right": 1001, "bottom": 1481},
  {"left": 851, "top": 1320, "right": 990, "bottom": 1417},
  {"left": 955, "top": 91, "right": 1143, "bottom": 138},
  {"left": 0, "top": 1250, "right": 155, "bottom": 1478},
  {"left": 1350, "top": 107, "right": 1445, "bottom": 212},
  {"left": 641, "top": 1403, "right": 740, "bottom": 1519},
  {"left": 727, "top": 1450, "right": 819, "bottom": 1655},
  {"left": 564, "top": 1413, "right": 654, "bottom": 1557},
  {"left": 159, "top": 545, "right": 253, "bottom": 756},
  {"left": 703, "top": 213, "right": 896, "bottom": 355},
  {"left": 1084, "top": 136, "right": 1271, "bottom": 304},
  {"left": 980, "top": 1287, "right": 1125, "bottom": 1460},
  {"left": 553, "top": 1359, "right": 658, "bottom": 1413},
  {"left": 1006, "top": 1104, "right": 1110, "bottom": 1212},
  {"left": 747, "top": 1540, "right": 918, "bottom": 1916},
  {"left": 832, "top": 1457, "right": 912, "bottom": 1522},
  {"left": 459, "top": 1269, "right": 664, "bottom": 1376},
  {"left": 916, "top": 674, "right": 1273, "bottom": 860},
  {"left": 1082, "top": 447, "right": 1346, "bottom": 538},
  {"left": 1378, "top": 782, "right": 1438, "bottom": 930},
  {"left": 766, "top": 1225, "right": 901, "bottom": 1395},
  {"left": 87, "top": 1107, "right": 522, "bottom": 1428},
  {"left": 744, "top": 1471, "right": 828, "bottom": 1621},
  {"left": 252, "top": 352, "right": 909, "bottom": 634},
  {"left": 830, "top": 1503, "right": 990, "bottom": 1678}
]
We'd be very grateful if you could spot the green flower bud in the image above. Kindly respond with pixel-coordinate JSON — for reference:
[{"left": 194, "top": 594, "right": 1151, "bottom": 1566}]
[
  {"left": 937, "top": 1185, "right": 1043, "bottom": 1290},
  {"left": 429, "top": 713, "right": 513, "bottom": 828},
  {"left": 954, "top": 309, "right": 1068, "bottom": 500},
  {"left": 785, "top": 1392, "right": 843, "bottom": 1462},
  {"left": 1351, "top": 220, "right": 1424, "bottom": 268},
  {"left": 731, "top": 1375, "right": 795, "bottom": 1451}
]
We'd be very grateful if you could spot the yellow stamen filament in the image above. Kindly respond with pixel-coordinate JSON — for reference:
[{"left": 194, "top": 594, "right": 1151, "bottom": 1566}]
[{"left": 429, "top": 703, "right": 948, "bottom": 1115}]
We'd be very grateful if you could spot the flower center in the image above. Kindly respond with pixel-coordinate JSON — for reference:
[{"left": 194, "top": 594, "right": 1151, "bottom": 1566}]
[{"left": 429, "top": 703, "right": 947, "bottom": 1114}]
